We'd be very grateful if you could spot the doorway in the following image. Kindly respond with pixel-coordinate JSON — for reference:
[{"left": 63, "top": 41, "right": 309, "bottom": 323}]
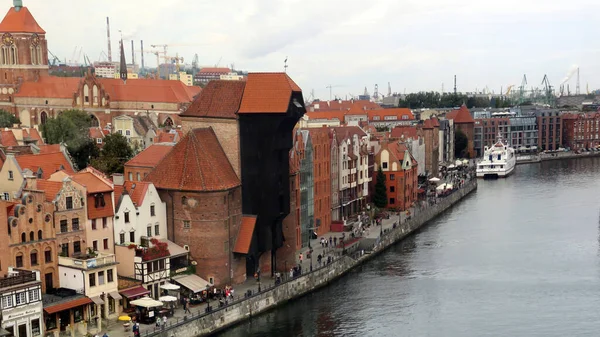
[
  {"left": 45, "top": 273, "right": 54, "bottom": 292},
  {"left": 17, "top": 324, "right": 26, "bottom": 337},
  {"left": 245, "top": 255, "right": 256, "bottom": 277}
]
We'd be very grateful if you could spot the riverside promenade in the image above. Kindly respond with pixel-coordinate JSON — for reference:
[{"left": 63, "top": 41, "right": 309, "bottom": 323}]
[{"left": 119, "top": 180, "right": 477, "bottom": 337}]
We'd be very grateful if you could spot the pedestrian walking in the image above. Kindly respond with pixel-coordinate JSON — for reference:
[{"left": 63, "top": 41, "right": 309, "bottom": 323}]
[
  {"left": 329, "top": 237, "right": 332, "bottom": 246},
  {"left": 162, "top": 315, "right": 167, "bottom": 329},
  {"left": 333, "top": 237, "right": 337, "bottom": 247},
  {"left": 184, "top": 298, "right": 191, "bottom": 314},
  {"left": 299, "top": 253, "right": 303, "bottom": 264}
]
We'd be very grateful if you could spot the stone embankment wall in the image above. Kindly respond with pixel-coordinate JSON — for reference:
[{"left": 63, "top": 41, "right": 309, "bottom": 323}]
[
  {"left": 517, "top": 151, "right": 600, "bottom": 165},
  {"left": 146, "top": 181, "right": 477, "bottom": 337}
]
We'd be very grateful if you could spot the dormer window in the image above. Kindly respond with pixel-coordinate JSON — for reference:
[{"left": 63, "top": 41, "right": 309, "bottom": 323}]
[{"left": 94, "top": 194, "right": 106, "bottom": 208}]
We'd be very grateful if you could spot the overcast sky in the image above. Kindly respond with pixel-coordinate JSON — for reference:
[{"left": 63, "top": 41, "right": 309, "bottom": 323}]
[{"left": 22, "top": 0, "right": 600, "bottom": 100}]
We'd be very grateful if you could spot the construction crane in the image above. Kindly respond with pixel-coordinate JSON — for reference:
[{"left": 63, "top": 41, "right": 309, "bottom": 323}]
[
  {"left": 541, "top": 74, "right": 555, "bottom": 106},
  {"left": 164, "top": 53, "right": 184, "bottom": 74},
  {"left": 326, "top": 85, "right": 342, "bottom": 101},
  {"left": 519, "top": 74, "right": 528, "bottom": 104},
  {"left": 505, "top": 85, "right": 515, "bottom": 96},
  {"left": 47, "top": 50, "right": 61, "bottom": 66}
]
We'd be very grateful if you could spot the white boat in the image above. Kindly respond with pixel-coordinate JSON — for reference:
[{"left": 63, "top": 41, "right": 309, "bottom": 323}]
[{"left": 476, "top": 134, "right": 516, "bottom": 178}]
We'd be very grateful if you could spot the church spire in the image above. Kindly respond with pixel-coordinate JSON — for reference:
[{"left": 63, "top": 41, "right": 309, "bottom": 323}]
[
  {"left": 13, "top": 0, "right": 22, "bottom": 12},
  {"left": 119, "top": 39, "right": 127, "bottom": 83}
]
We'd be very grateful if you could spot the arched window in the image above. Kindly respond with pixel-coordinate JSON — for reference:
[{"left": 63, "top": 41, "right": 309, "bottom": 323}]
[
  {"left": 90, "top": 115, "right": 99, "bottom": 127},
  {"left": 164, "top": 117, "right": 173, "bottom": 127},
  {"left": 21, "top": 232, "right": 25, "bottom": 243},
  {"left": 92, "top": 85, "right": 99, "bottom": 105},
  {"left": 181, "top": 196, "right": 187, "bottom": 205},
  {"left": 40, "top": 111, "right": 47, "bottom": 125},
  {"left": 83, "top": 84, "right": 89, "bottom": 104},
  {"left": 15, "top": 253, "right": 23, "bottom": 268},
  {"left": 10, "top": 46, "right": 17, "bottom": 65},
  {"left": 29, "top": 231, "right": 34, "bottom": 241},
  {"left": 30, "top": 250, "right": 38, "bottom": 266},
  {"left": 44, "top": 247, "right": 52, "bottom": 263},
  {"left": 30, "top": 45, "right": 36, "bottom": 65},
  {"left": 1, "top": 46, "right": 7, "bottom": 65},
  {"left": 38, "top": 230, "right": 42, "bottom": 240},
  {"left": 36, "top": 46, "right": 42, "bottom": 65}
]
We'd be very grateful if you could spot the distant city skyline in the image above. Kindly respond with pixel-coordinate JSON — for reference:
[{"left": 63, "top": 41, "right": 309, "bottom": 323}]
[{"left": 22, "top": 0, "right": 600, "bottom": 100}]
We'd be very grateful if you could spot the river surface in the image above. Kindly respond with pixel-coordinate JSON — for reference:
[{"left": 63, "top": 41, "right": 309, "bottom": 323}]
[{"left": 218, "top": 158, "right": 600, "bottom": 337}]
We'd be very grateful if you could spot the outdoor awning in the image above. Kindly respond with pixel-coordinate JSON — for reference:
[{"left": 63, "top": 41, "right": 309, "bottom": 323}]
[
  {"left": 44, "top": 297, "right": 92, "bottom": 314},
  {"left": 172, "top": 274, "right": 212, "bottom": 293},
  {"left": 166, "top": 240, "right": 188, "bottom": 258},
  {"left": 109, "top": 291, "right": 122, "bottom": 300},
  {"left": 130, "top": 296, "right": 163, "bottom": 308},
  {"left": 233, "top": 215, "right": 257, "bottom": 254},
  {"left": 160, "top": 283, "right": 180, "bottom": 291},
  {"left": 90, "top": 296, "right": 104, "bottom": 305},
  {"left": 120, "top": 286, "right": 150, "bottom": 299}
]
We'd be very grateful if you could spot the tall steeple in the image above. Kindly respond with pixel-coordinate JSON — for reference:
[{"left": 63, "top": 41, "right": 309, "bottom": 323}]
[
  {"left": 13, "top": 0, "right": 22, "bottom": 12},
  {"left": 119, "top": 39, "right": 127, "bottom": 82}
]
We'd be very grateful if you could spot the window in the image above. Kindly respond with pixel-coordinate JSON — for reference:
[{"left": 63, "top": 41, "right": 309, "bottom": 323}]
[
  {"left": 91, "top": 219, "right": 97, "bottom": 230},
  {"left": 124, "top": 212, "right": 130, "bottom": 223},
  {"left": 30, "top": 251, "right": 38, "bottom": 266},
  {"left": 3, "top": 193, "right": 8, "bottom": 200},
  {"left": 94, "top": 194, "right": 105, "bottom": 208},
  {"left": 128, "top": 172, "right": 133, "bottom": 181},
  {"left": 136, "top": 172, "right": 140, "bottom": 181},
  {"left": 390, "top": 186, "right": 395, "bottom": 192},
  {"left": 103, "top": 238, "right": 108, "bottom": 250},
  {"left": 44, "top": 249, "right": 52, "bottom": 263},
  {"left": 96, "top": 138, "right": 102, "bottom": 144},
  {"left": 92, "top": 240, "right": 98, "bottom": 251},
  {"left": 147, "top": 226, "right": 152, "bottom": 237},
  {"left": 60, "top": 220, "right": 68, "bottom": 233},
  {"left": 107, "top": 269, "right": 114, "bottom": 283},
  {"left": 21, "top": 233, "right": 25, "bottom": 243},
  {"left": 390, "top": 174, "right": 395, "bottom": 181},
  {"left": 29, "top": 231, "right": 34, "bottom": 241},
  {"left": 125, "top": 130, "right": 131, "bottom": 136},
  {"left": 61, "top": 244, "right": 68, "bottom": 257},
  {"left": 150, "top": 204, "right": 155, "bottom": 216},
  {"left": 89, "top": 273, "right": 95, "bottom": 287},
  {"left": 181, "top": 196, "right": 187, "bottom": 205},
  {"left": 15, "top": 292, "right": 25, "bottom": 305},
  {"left": 155, "top": 224, "right": 160, "bottom": 236},
  {"left": 390, "top": 198, "right": 395, "bottom": 204},
  {"left": 31, "top": 319, "right": 40, "bottom": 336},
  {"left": 28, "top": 289, "right": 39, "bottom": 302},
  {"left": 129, "top": 231, "right": 135, "bottom": 242},
  {"left": 119, "top": 233, "right": 125, "bottom": 245},
  {"left": 73, "top": 241, "right": 81, "bottom": 254},
  {"left": 15, "top": 255, "right": 22, "bottom": 268},
  {"left": 103, "top": 217, "right": 107, "bottom": 228},
  {"left": 66, "top": 196, "right": 73, "bottom": 210},
  {"left": 98, "top": 271, "right": 105, "bottom": 285},
  {"left": 183, "top": 220, "right": 191, "bottom": 229},
  {"left": 8, "top": 170, "right": 13, "bottom": 180},
  {"left": 38, "top": 230, "right": 42, "bottom": 240},
  {"left": 382, "top": 162, "right": 388, "bottom": 169},
  {"left": 2, "top": 295, "right": 13, "bottom": 309},
  {"left": 72, "top": 218, "right": 79, "bottom": 231}
]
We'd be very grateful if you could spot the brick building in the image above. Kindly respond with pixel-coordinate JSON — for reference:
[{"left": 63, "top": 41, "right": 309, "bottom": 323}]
[
  {"left": 124, "top": 143, "right": 174, "bottom": 182},
  {"left": 562, "top": 112, "right": 600, "bottom": 150},
  {"left": 421, "top": 117, "right": 439, "bottom": 177},
  {"left": 373, "top": 141, "right": 418, "bottom": 211},
  {"left": 473, "top": 116, "right": 510, "bottom": 157},
  {"left": 144, "top": 128, "right": 246, "bottom": 286},
  {"left": 446, "top": 105, "right": 475, "bottom": 158},
  {"left": 307, "top": 128, "right": 331, "bottom": 237},
  {"left": 536, "top": 110, "right": 563, "bottom": 151}
]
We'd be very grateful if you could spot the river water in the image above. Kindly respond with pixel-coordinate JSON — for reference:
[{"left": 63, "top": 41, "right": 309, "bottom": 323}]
[{"left": 218, "top": 158, "right": 600, "bottom": 337}]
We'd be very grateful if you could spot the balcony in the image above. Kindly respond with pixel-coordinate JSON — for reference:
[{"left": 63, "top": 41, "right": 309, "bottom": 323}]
[
  {"left": 59, "top": 252, "right": 117, "bottom": 270},
  {"left": 0, "top": 269, "right": 38, "bottom": 289}
]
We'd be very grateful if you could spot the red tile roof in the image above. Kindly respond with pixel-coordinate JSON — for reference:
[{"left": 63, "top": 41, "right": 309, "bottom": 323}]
[
  {"left": 305, "top": 111, "right": 346, "bottom": 123},
  {"left": 98, "top": 78, "right": 200, "bottom": 104},
  {"left": 125, "top": 144, "right": 174, "bottom": 168},
  {"left": 329, "top": 126, "right": 367, "bottom": 143},
  {"left": 0, "top": 130, "right": 18, "bottom": 146},
  {"left": 85, "top": 193, "right": 114, "bottom": 219},
  {"left": 89, "top": 128, "right": 104, "bottom": 139},
  {"left": 15, "top": 77, "right": 81, "bottom": 98},
  {"left": 391, "top": 126, "right": 418, "bottom": 139},
  {"left": 447, "top": 105, "right": 475, "bottom": 124},
  {"left": 154, "top": 131, "right": 177, "bottom": 143},
  {"left": 238, "top": 73, "right": 302, "bottom": 114},
  {"left": 198, "top": 67, "right": 231, "bottom": 74},
  {"left": 308, "top": 99, "right": 382, "bottom": 112},
  {"left": 44, "top": 297, "right": 92, "bottom": 314},
  {"left": 145, "top": 128, "right": 240, "bottom": 192},
  {"left": 37, "top": 144, "right": 61, "bottom": 154},
  {"left": 26, "top": 128, "right": 42, "bottom": 143},
  {"left": 181, "top": 80, "right": 245, "bottom": 119},
  {"left": 119, "top": 286, "right": 150, "bottom": 299},
  {"left": 0, "top": 6, "right": 45, "bottom": 34},
  {"left": 119, "top": 181, "right": 150, "bottom": 206},
  {"left": 35, "top": 180, "right": 63, "bottom": 202},
  {"left": 367, "top": 108, "right": 414, "bottom": 122},
  {"left": 233, "top": 215, "right": 257, "bottom": 254},
  {"left": 15, "top": 152, "right": 74, "bottom": 178},
  {"left": 71, "top": 172, "right": 112, "bottom": 193}
]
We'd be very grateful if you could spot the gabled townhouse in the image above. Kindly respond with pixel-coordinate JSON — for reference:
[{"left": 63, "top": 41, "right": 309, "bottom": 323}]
[
  {"left": 112, "top": 181, "right": 187, "bottom": 299},
  {"left": 390, "top": 126, "right": 426, "bottom": 177},
  {"left": 123, "top": 143, "right": 174, "bottom": 182},
  {"left": 306, "top": 128, "right": 331, "bottom": 237},
  {"left": 112, "top": 115, "right": 158, "bottom": 152},
  {"left": 0, "top": 268, "right": 43, "bottom": 337},
  {"left": 374, "top": 141, "right": 419, "bottom": 211}
]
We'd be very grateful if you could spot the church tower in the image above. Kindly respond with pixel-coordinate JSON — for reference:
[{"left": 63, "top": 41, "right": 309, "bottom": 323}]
[
  {"left": 0, "top": 0, "right": 49, "bottom": 84},
  {"left": 119, "top": 39, "right": 127, "bottom": 82}
]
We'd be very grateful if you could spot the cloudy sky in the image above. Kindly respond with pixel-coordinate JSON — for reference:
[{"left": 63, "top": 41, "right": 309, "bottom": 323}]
[{"left": 21, "top": 0, "right": 600, "bottom": 100}]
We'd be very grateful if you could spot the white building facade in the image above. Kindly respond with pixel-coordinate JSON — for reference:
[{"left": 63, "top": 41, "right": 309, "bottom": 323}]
[{"left": 0, "top": 269, "right": 43, "bottom": 337}]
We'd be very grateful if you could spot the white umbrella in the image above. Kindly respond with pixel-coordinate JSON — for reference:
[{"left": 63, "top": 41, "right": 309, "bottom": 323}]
[
  {"left": 160, "top": 283, "right": 180, "bottom": 291},
  {"left": 158, "top": 295, "right": 178, "bottom": 302},
  {"left": 428, "top": 177, "right": 440, "bottom": 182},
  {"left": 455, "top": 160, "right": 463, "bottom": 166},
  {"left": 129, "top": 296, "right": 163, "bottom": 308},
  {"left": 462, "top": 159, "right": 469, "bottom": 165},
  {"left": 448, "top": 164, "right": 455, "bottom": 169}
]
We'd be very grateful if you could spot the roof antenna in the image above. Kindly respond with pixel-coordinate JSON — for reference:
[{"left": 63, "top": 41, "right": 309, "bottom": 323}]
[
  {"left": 13, "top": 0, "right": 22, "bottom": 11},
  {"left": 284, "top": 56, "right": 288, "bottom": 73}
]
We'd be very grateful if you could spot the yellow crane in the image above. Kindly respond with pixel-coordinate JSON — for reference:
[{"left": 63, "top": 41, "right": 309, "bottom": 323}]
[{"left": 505, "top": 85, "right": 515, "bottom": 95}]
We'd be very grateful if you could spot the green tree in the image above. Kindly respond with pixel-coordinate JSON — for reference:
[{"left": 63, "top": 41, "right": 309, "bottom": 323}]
[
  {"left": 0, "top": 110, "right": 19, "bottom": 128},
  {"left": 454, "top": 129, "right": 468, "bottom": 158},
  {"left": 91, "top": 133, "right": 133, "bottom": 176},
  {"left": 41, "top": 109, "right": 98, "bottom": 169},
  {"left": 373, "top": 167, "right": 388, "bottom": 208}
]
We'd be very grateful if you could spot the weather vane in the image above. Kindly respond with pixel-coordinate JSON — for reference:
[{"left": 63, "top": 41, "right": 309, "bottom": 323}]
[{"left": 284, "top": 56, "right": 288, "bottom": 73}]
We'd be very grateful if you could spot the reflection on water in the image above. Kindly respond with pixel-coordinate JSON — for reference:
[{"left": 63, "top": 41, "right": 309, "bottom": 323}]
[{"left": 217, "top": 158, "right": 600, "bottom": 337}]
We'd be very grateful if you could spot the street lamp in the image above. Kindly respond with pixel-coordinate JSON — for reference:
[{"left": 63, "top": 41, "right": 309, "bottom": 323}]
[{"left": 306, "top": 225, "right": 317, "bottom": 272}]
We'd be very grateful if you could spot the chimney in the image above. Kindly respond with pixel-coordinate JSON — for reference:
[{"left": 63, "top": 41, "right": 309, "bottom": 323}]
[
  {"left": 25, "top": 176, "right": 37, "bottom": 189},
  {"left": 111, "top": 173, "right": 124, "bottom": 186},
  {"left": 13, "top": 0, "right": 22, "bottom": 11}
]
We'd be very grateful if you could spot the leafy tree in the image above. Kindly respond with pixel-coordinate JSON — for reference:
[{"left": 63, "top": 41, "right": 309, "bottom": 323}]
[
  {"left": 454, "top": 129, "right": 468, "bottom": 158},
  {"left": 91, "top": 133, "right": 133, "bottom": 175},
  {"left": 373, "top": 167, "right": 388, "bottom": 208},
  {"left": 0, "top": 110, "right": 19, "bottom": 128},
  {"left": 41, "top": 109, "right": 98, "bottom": 169}
]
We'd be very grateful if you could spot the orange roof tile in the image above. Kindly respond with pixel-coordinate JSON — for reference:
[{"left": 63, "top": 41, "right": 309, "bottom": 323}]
[
  {"left": 233, "top": 215, "right": 257, "bottom": 254},
  {"left": 198, "top": 67, "right": 231, "bottom": 74},
  {"left": 181, "top": 80, "right": 245, "bottom": 119},
  {"left": 89, "top": 128, "right": 104, "bottom": 139},
  {"left": 37, "top": 144, "right": 61, "bottom": 154},
  {"left": 44, "top": 297, "right": 92, "bottom": 314},
  {"left": 15, "top": 152, "right": 74, "bottom": 178},
  {"left": 85, "top": 193, "right": 114, "bottom": 219},
  {"left": 71, "top": 172, "right": 112, "bottom": 193},
  {"left": 25, "top": 128, "right": 42, "bottom": 143},
  {"left": 35, "top": 180, "right": 63, "bottom": 202},
  {"left": 329, "top": 126, "right": 367, "bottom": 143},
  {"left": 367, "top": 108, "right": 414, "bottom": 122},
  {"left": 0, "top": 6, "right": 45, "bottom": 34},
  {"left": 125, "top": 144, "right": 174, "bottom": 168},
  {"left": 448, "top": 105, "right": 475, "bottom": 124},
  {"left": 123, "top": 181, "right": 149, "bottom": 206},
  {"left": 238, "top": 73, "right": 302, "bottom": 114},
  {"left": 0, "top": 130, "right": 18, "bottom": 146},
  {"left": 154, "top": 131, "right": 176, "bottom": 143},
  {"left": 99, "top": 78, "right": 200, "bottom": 104},
  {"left": 145, "top": 128, "right": 240, "bottom": 192},
  {"left": 391, "top": 126, "right": 418, "bottom": 139},
  {"left": 15, "top": 77, "right": 81, "bottom": 98},
  {"left": 305, "top": 111, "right": 346, "bottom": 122}
]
